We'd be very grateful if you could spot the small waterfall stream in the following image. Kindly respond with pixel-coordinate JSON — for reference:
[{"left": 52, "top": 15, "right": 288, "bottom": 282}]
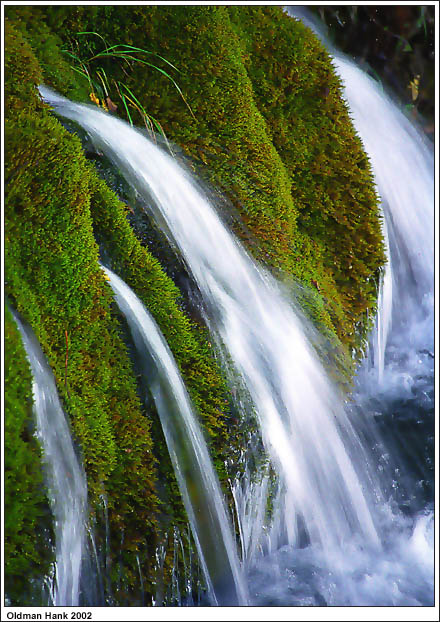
[
  {"left": 288, "top": 7, "right": 434, "bottom": 380},
  {"left": 333, "top": 55, "right": 434, "bottom": 368},
  {"left": 11, "top": 312, "right": 89, "bottom": 606},
  {"left": 102, "top": 266, "right": 248, "bottom": 606}
]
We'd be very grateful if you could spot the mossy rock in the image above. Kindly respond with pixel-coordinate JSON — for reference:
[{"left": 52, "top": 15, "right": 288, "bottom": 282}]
[
  {"left": 5, "top": 16, "right": 241, "bottom": 603},
  {"left": 5, "top": 19, "right": 159, "bottom": 600},
  {"left": 35, "top": 4, "right": 385, "bottom": 354}
]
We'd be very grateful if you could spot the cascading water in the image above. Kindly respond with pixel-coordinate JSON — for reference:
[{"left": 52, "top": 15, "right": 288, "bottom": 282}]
[
  {"left": 288, "top": 6, "right": 434, "bottom": 384},
  {"left": 374, "top": 220, "right": 393, "bottom": 385},
  {"left": 282, "top": 7, "right": 434, "bottom": 605},
  {"left": 40, "top": 85, "right": 381, "bottom": 554},
  {"left": 101, "top": 266, "right": 248, "bottom": 606},
  {"left": 39, "top": 42, "right": 434, "bottom": 604},
  {"left": 331, "top": 51, "right": 435, "bottom": 543},
  {"left": 11, "top": 311, "right": 89, "bottom": 606},
  {"left": 335, "top": 56, "right": 434, "bottom": 381}
]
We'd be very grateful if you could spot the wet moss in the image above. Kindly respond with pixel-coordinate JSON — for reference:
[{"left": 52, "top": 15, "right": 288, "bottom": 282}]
[
  {"left": 228, "top": 7, "right": 385, "bottom": 345},
  {"left": 88, "top": 173, "right": 231, "bottom": 448},
  {"left": 45, "top": 4, "right": 384, "bottom": 353},
  {"left": 5, "top": 19, "right": 160, "bottom": 599},
  {"left": 5, "top": 7, "right": 89, "bottom": 103},
  {"left": 5, "top": 15, "right": 241, "bottom": 602}
]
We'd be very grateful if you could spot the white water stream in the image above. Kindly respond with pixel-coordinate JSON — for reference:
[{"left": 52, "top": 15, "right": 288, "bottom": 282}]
[
  {"left": 334, "top": 55, "right": 434, "bottom": 383},
  {"left": 40, "top": 85, "right": 381, "bottom": 555},
  {"left": 102, "top": 266, "right": 248, "bottom": 606},
  {"left": 12, "top": 312, "right": 88, "bottom": 606},
  {"left": 288, "top": 7, "right": 434, "bottom": 386}
]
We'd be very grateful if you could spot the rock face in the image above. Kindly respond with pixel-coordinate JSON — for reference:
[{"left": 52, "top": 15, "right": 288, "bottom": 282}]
[{"left": 4, "top": 6, "right": 384, "bottom": 604}]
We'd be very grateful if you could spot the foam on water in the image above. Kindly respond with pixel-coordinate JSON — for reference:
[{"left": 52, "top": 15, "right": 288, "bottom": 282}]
[{"left": 249, "top": 508, "right": 434, "bottom": 606}]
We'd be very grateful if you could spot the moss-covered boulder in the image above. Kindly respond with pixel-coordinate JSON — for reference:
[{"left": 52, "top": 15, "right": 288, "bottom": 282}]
[
  {"left": 4, "top": 15, "right": 239, "bottom": 604},
  {"left": 5, "top": 18, "right": 160, "bottom": 602}
]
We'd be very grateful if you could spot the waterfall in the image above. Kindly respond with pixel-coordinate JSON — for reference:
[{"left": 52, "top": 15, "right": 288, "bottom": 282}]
[
  {"left": 333, "top": 56, "right": 434, "bottom": 384},
  {"left": 40, "top": 85, "right": 382, "bottom": 555},
  {"left": 374, "top": 220, "right": 393, "bottom": 384},
  {"left": 11, "top": 311, "right": 89, "bottom": 606},
  {"left": 39, "top": 55, "right": 434, "bottom": 603},
  {"left": 327, "top": 25, "right": 434, "bottom": 607},
  {"left": 101, "top": 266, "right": 248, "bottom": 606},
  {"left": 287, "top": 7, "right": 434, "bottom": 384},
  {"left": 276, "top": 8, "right": 433, "bottom": 606}
]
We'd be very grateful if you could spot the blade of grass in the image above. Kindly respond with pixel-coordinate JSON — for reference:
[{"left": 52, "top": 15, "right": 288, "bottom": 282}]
[
  {"left": 119, "top": 84, "right": 157, "bottom": 140},
  {"left": 144, "top": 113, "right": 155, "bottom": 137},
  {"left": 68, "top": 65, "right": 95, "bottom": 92},
  {"left": 118, "top": 82, "right": 148, "bottom": 114},
  {"left": 99, "top": 68, "right": 111, "bottom": 91},
  {"left": 96, "top": 44, "right": 181, "bottom": 72},
  {"left": 77, "top": 31, "right": 109, "bottom": 50},
  {"left": 67, "top": 32, "right": 195, "bottom": 130},
  {"left": 63, "top": 49, "right": 97, "bottom": 92},
  {"left": 148, "top": 114, "right": 174, "bottom": 155},
  {"left": 62, "top": 49, "right": 87, "bottom": 65},
  {"left": 119, "top": 92, "right": 134, "bottom": 126},
  {"left": 117, "top": 85, "right": 154, "bottom": 134},
  {"left": 115, "top": 81, "right": 172, "bottom": 149},
  {"left": 95, "top": 53, "right": 196, "bottom": 119},
  {"left": 117, "top": 84, "right": 145, "bottom": 117},
  {"left": 96, "top": 70, "right": 109, "bottom": 97}
]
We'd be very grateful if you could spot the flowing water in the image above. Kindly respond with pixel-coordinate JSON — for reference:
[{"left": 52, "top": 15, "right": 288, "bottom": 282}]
[
  {"left": 40, "top": 86, "right": 381, "bottom": 550},
  {"left": 11, "top": 312, "right": 89, "bottom": 606},
  {"left": 38, "top": 25, "right": 435, "bottom": 604},
  {"left": 288, "top": 6, "right": 434, "bottom": 371},
  {"left": 333, "top": 54, "right": 434, "bottom": 369},
  {"left": 332, "top": 44, "right": 435, "bottom": 527},
  {"left": 102, "top": 266, "right": 248, "bottom": 606}
]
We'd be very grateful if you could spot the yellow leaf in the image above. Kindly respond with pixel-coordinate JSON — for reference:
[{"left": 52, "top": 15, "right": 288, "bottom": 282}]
[
  {"left": 408, "top": 75, "right": 420, "bottom": 102},
  {"left": 89, "top": 92, "right": 100, "bottom": 107}
]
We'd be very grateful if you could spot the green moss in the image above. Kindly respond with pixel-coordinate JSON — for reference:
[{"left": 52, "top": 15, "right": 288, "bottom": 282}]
[
  {"left": 5, "top": 20, "right": 161, "bottom": 599},
  {"left": 7, "top": 5, "right": 385, "bottom": 356},
  {"left": 89, "top": 174, "right": 230, "bottom": 444},
  {"left": 4, "top": 15, "right": 244, "bottom": 601},
  {"left": 4, "top": 306, "right": 54, "bottom": 605},
  {"left": 4, "top": 18, "right": 42, "bottom": 113},
  {"left": 228, "top": 7, "right": 385, "bottom": 344},
  {"left": 87, "top": 162, "right": 243, "bottom": 524},
  {"left": 5, "top": 7, "right": 89, "bottom": 103},
  {"left": 41, "top": 4, "right": 384, "bottom": 356}
]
